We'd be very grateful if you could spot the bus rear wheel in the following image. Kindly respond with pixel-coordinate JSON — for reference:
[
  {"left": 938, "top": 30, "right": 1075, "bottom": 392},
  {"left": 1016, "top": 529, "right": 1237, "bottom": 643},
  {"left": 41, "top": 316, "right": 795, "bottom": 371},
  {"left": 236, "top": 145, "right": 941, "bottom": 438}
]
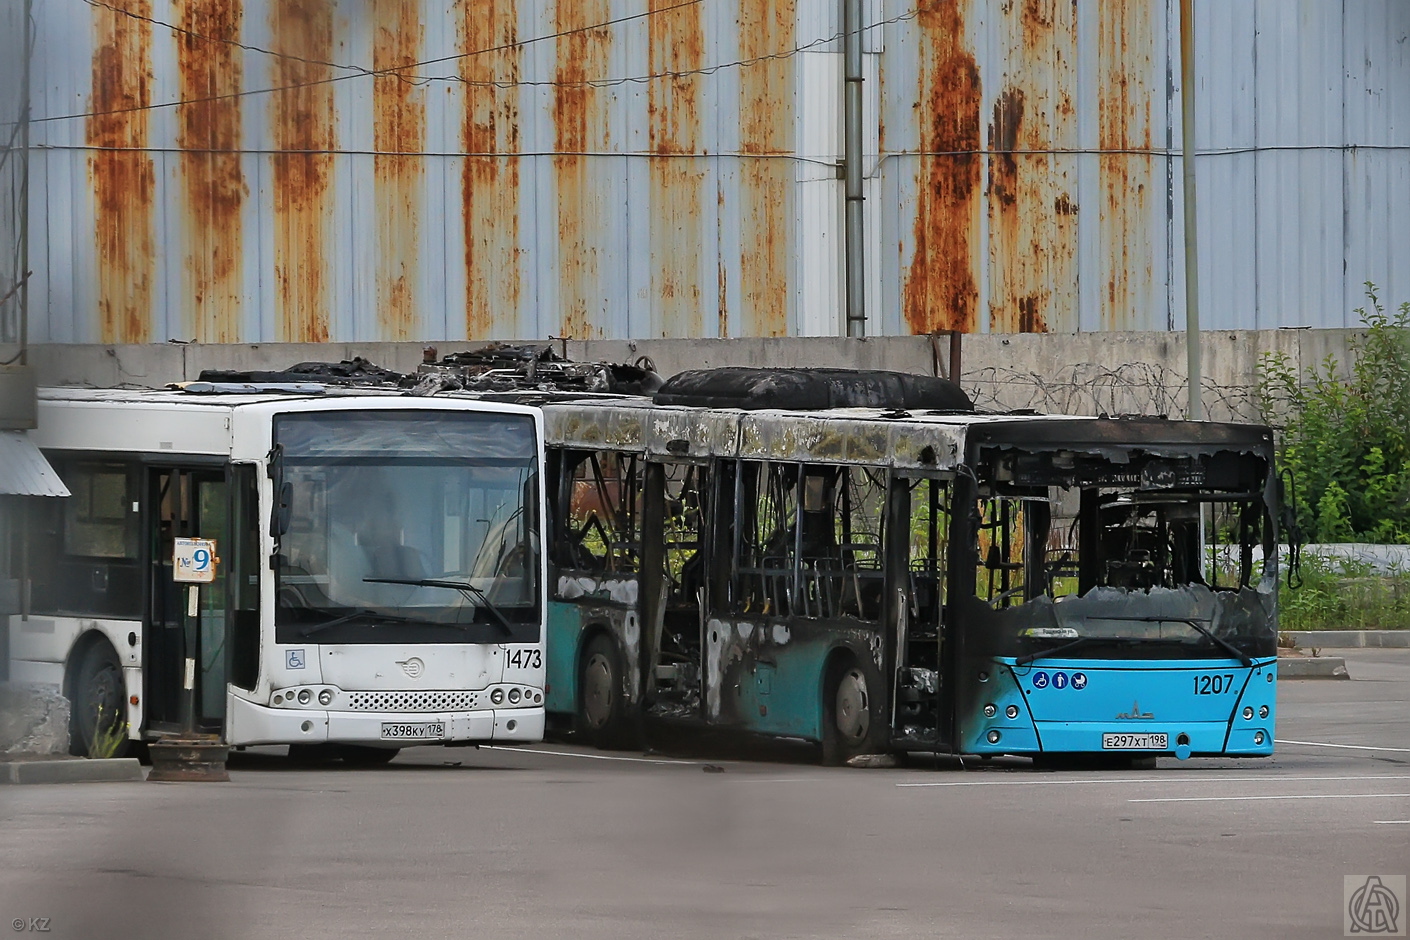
[
  {"left": 579, "top": 635, "right": 630, "bottom": 749},
  {"left": 70, "top": 640, "right": 131, "bottom": 759},
  {"left": 822, "top": 654, "right": 883, "bottom": 766}
]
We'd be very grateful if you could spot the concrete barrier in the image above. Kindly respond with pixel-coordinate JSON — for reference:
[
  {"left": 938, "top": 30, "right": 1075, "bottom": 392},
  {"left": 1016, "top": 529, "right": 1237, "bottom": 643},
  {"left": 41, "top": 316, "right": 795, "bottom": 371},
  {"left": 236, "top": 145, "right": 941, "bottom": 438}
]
[
  {"left": 1, "top": 758, "right": 144, "bottom": 784},
  {"left": 1285, "top": 631, "right": 1410, "bottom": 649},
  {"left": 1277, "top": 656, "right": 1350, "bottom": 679},
  {"left": 0, "top": 682, "right": 70, "bottom": 755}
]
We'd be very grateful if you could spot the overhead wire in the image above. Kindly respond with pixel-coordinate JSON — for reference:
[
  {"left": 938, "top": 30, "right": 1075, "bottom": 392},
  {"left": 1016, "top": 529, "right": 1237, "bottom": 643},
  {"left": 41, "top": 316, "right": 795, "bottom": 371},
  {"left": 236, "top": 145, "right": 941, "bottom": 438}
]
[{"left": 25, "top": 0, "right": 712, "bottom": 126}]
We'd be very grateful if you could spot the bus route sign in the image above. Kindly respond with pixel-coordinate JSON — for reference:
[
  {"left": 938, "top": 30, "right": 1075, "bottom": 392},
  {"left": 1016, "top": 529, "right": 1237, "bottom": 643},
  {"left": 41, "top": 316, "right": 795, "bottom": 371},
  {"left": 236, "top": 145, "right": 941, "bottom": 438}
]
[{"left": 173, "top": 538, "right": 218, "bottom": 583}]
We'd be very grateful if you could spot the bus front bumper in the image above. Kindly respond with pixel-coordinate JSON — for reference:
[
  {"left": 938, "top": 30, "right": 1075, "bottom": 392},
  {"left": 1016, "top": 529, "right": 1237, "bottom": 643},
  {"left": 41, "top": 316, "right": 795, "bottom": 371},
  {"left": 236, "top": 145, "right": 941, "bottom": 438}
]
[
  {"left": 967, "top": 720, "right": 1274, "bottom": 758},
  {"left": 226, "top": 695, "right": 544, "bottom": 747}
]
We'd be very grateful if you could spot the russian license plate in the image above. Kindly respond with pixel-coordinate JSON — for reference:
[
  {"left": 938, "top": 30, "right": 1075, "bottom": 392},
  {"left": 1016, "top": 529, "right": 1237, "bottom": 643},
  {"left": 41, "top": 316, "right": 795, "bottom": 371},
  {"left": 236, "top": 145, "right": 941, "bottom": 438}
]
[
  {"left": 1102, "top": 732, "right": 1168, "bottom": 750},
  {"left": 380, "top": 721, "right": 445, "bottom": 740}
]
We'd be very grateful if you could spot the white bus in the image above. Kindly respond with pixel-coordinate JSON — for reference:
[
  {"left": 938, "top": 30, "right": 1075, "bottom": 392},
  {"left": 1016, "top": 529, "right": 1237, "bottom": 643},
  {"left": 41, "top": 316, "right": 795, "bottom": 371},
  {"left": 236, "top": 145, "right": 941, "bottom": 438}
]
[{"left": 9, "top": 385, "right": 546, "bottom": 763}]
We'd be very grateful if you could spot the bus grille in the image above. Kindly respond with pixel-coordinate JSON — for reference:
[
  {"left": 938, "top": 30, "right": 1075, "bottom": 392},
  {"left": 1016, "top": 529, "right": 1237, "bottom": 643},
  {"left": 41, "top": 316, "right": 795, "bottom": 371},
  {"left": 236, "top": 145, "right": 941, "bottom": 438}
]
[{"left": 344, "top": 690, "right": 480, "bottom": 712}]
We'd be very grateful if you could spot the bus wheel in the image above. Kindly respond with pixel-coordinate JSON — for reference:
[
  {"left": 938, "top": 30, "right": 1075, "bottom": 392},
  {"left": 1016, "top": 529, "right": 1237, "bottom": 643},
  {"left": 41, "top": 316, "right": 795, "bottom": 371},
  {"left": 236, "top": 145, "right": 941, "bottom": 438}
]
[
  {"left": 822, "top": 655, "right": 881, "bottom": 766},
  {"left": 337, "top": 745, "right": 399, "bottom": 766},
  {"left": 70, "top": 641, "right": 131, "bottom": 759},
  {"left": 579, "top": 635, "right": 629, "bottom": 749}
]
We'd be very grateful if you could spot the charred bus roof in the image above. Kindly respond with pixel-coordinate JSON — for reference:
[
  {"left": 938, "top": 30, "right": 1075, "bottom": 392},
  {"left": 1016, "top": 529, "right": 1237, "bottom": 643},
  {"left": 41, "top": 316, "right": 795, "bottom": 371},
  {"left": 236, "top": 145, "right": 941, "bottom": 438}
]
[{"left": 179, "top": 352, "right": 1271, "bottom": 471}]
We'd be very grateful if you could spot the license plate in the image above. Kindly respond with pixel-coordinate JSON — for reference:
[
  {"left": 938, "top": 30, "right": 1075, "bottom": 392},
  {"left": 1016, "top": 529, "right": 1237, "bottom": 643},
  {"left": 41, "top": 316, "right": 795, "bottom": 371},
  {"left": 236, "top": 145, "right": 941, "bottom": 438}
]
[
  {"left": 1102, "top": 732, "right": 1168, "bottom": 750},
  {"left": 380, "top": 721, "right": 445, "bottom": 740}
]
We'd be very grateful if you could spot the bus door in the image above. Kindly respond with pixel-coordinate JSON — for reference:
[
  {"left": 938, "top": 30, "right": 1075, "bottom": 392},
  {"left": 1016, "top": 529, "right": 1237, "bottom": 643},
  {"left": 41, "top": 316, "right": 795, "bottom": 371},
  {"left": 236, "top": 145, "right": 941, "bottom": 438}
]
[
  {"left": 891, "top": 473, "right": 953, "bottom": 751},
  {"left": 638, "top": 459, "right": 710, "bottom": 719},
  {"left": 146, "top": 466, "right": 228, "bottom": 734}
]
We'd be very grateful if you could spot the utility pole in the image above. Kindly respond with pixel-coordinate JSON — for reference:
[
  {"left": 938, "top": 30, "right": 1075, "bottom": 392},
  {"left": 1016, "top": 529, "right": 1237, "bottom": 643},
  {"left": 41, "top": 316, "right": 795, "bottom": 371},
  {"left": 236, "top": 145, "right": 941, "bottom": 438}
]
[
  {"left": 843, "top": 0, "right": 865, "bottom": 338},
  {"left": 1180, "top": 0, "right": 1203, "bottom": 420}
]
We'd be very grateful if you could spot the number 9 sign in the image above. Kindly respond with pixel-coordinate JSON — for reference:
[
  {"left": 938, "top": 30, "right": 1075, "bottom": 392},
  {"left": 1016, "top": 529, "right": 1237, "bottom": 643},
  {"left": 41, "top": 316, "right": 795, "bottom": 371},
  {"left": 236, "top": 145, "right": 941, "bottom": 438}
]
[{"left": 174, "top": 538, "right": 218, "bottom": 583}]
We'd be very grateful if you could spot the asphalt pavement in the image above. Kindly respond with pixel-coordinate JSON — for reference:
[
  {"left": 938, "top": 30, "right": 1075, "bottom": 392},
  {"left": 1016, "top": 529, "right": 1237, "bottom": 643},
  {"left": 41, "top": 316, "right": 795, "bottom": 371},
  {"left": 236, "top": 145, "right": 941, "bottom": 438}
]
[{"left": 1, "top": 650, "right": 1407, "bottom": 940}]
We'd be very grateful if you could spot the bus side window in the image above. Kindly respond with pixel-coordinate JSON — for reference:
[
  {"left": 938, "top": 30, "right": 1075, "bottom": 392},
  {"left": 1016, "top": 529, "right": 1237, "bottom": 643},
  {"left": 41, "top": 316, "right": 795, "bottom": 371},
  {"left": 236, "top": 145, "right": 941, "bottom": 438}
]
[
  {"left": 228, "top": 465, "right": 260, "bottom": 691},
  {"left": 558, "top": 450, "right": 641, "bottom": 576},
  {"left": 31, "top": 459, "right": 142, "bottom": 619}
]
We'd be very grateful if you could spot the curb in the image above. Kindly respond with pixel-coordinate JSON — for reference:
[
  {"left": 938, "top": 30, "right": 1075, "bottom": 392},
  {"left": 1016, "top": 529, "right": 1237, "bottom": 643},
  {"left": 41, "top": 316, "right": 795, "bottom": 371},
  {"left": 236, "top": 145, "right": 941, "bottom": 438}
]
[
  {"left": 1, "top": 758, "right": 145, "bottom": 785},
  {"left": 1278, "top": 656, "right": 1350, "bottom": 680},
  {"left": 1284, "top": 631, "right": 1410, "bottom": 649}
]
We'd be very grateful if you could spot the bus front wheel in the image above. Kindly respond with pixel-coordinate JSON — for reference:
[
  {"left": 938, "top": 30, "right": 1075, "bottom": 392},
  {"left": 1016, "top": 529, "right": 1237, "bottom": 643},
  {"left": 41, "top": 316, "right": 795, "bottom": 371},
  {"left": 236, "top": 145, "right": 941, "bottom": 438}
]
[
  {"left": 822, "top": 653, "right": 883, "bottom": 766},
  {"left": 578, "top": 634, "right": 630, "bottom": 749},
  {"left": 70, "top": 640, "right": 131, "bottom": 759}
]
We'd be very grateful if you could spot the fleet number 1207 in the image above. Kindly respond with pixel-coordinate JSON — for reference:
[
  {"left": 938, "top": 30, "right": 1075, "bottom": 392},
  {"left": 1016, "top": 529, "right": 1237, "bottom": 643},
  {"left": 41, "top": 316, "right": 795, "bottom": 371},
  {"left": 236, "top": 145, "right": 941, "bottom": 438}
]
[{"left": 1193, "top": 673, "right": 1235, "bottom": 695}]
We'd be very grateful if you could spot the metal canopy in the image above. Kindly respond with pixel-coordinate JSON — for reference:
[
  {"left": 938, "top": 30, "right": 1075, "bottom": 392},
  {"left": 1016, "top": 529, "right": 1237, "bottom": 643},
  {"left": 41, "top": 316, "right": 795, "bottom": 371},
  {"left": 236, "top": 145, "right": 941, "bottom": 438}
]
[{"left": 0, "top": 431, "right": 69, "bottom": 497}]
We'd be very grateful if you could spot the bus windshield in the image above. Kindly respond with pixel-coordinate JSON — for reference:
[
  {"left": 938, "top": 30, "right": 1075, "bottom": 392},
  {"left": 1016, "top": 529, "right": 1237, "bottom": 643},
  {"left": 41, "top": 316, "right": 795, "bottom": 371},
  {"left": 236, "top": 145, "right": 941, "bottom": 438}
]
[
  {"left": 273, "top": 410, "right": 540, "bottom": 644},
  {"left": 965, "top": 446, "right": 1279, "bottom": 662}
]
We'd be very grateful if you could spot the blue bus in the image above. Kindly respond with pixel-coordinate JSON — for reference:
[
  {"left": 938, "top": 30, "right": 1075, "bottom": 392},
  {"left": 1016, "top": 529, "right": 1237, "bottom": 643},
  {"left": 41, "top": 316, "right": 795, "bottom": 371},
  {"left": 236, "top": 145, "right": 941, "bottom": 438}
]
[{"left": 539, "top": 368, "right": 1282, "bottom": 765}]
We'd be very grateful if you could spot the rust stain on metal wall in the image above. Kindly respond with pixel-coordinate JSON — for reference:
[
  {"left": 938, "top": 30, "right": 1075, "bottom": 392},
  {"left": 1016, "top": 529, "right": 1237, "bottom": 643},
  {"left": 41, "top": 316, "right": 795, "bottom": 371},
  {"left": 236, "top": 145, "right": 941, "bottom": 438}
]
[
  {"left": 1098, "top": 2, "right": 1154, "bottom": 331},
  {"left": 88, "top": 0, "right": 155, "bottom": 344},
  {"left": 373, "top": 1, "right": 424, "bottom": 340},
  {"left": 176, "top": 0, "right": 246, "bottom": 343},
  {"left": 902, "top": 0, "right": 981, "bottom": 335},
  {"left": 648, "top": 0, "right": 705, "bottom": 337},
  {"left": 736, "top": 0, "right": 794, "bottom": 337},
  {"left": 985, "top": 0, "right": 1077, "bottom": 334},
  {"left": 555, "top": 0, "right": 614, "bottom": 339},
  {"left": 460, "top": 1, "right": 521, "bottom": 340},
  {"left": 270, "top": 0, "right": 335, "bottom": 342}
]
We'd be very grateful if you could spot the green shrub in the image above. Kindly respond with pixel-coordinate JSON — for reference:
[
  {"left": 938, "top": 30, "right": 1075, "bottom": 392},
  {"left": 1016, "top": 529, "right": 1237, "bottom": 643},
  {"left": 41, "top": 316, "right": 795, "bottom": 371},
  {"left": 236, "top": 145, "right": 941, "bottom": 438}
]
[{"left": 1259, "top": 285, "right": 1410, "bottom": 544}]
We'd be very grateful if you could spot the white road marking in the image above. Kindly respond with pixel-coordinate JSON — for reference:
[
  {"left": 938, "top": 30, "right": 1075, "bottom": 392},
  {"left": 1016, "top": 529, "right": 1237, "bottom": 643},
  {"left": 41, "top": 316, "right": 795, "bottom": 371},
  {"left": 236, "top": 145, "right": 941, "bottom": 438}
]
[
  {"left": 479, "top": 745, "right": 703, "bottom": 766},
  {"left": 897, "top": 774, "right": 1410, "bottom": 789},
  {"left": 1373, "top": 820, "right": 1410, "bottom": 824},
  {"left": 1129, "top": 793, "right": 1410, "bottom": 804},
  {"left": 1275, "top": 738, "right": 1410, "bottom": 753}
]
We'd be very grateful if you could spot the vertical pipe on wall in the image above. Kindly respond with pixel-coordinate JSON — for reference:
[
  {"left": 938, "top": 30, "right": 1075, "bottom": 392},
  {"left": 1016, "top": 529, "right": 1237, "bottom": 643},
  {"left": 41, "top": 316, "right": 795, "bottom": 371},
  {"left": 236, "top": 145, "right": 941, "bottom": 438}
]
[
  {"left": 1180, "top": 0, "right": 1203, "bottom": 420},
  {"left": 843, "top": 0, "right": 865, "bottom": 337},
  {"left": 17, "top": 0, "right": 31, "bottom": 363}
]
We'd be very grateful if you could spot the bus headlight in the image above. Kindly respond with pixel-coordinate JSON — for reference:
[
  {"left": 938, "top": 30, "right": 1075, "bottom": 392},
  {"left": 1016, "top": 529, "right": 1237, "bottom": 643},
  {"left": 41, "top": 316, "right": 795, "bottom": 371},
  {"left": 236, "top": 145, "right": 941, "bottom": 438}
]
[
  {"left": 318, "top": 689, "right": 334, "bottom": 706},
  {"left": 1259, "top": 705, "right": 1269, "bottom": 719},
  {"left": 1005, "top": 704, "right": 1020, "bottom": 719},
  {"left": 490, "top": 688, "right": 504, "bottom": 705},
  {"left": 982, "top": 703, "right": 996, "bottom": 717},
  {"left": 1243, "top": 706, "right": 1254, "bottom": 720},
  {"left": 297, "top": 689, "right": 312, "bottom": 705},
  {"left": 986, "top": 730, "right": 1001, "bottom": 744},
  {"left": 508, "top": 688, "right": 521, "bottom": 705}
]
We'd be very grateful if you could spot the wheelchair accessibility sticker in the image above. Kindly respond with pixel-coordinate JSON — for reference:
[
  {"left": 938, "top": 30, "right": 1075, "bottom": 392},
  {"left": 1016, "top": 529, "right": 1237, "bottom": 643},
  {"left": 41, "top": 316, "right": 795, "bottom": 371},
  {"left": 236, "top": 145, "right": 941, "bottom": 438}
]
[{"left": 286, "top": 649, "right": 306, "bottom": 670}]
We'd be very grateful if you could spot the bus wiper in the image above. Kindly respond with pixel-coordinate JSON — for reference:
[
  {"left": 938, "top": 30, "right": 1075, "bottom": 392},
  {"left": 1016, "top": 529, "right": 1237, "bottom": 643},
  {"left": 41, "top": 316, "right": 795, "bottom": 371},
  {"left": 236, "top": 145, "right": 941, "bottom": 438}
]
[
  {"left": 1015, "top": 634, "right": 1179, "bottom": 666},
  {"left": 363, "top": 577, "right": 515, "bottom": 636},
  {"left": 298, "top": 608, "right": 415, "bottom": 638},
  {"left": 1087, "top": 616, "right": 1253, "bottom": 667},
  {"left": 1015, "top": 635, "right": 1119, "bottom": 666}
]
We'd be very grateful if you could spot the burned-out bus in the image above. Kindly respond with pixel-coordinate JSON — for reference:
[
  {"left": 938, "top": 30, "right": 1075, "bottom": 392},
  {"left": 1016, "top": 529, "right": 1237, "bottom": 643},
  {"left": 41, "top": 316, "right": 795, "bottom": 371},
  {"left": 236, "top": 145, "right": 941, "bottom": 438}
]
[{"left": 541, "top": 368, "right": 1282, "bottom": 764}]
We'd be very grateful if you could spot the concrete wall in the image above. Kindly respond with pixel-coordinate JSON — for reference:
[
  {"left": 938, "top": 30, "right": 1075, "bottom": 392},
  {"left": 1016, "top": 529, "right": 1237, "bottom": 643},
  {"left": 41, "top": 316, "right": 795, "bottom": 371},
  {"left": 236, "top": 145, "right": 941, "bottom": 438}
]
[{"left": 12, "top": 327, "right": 1362, "bottom": 423}]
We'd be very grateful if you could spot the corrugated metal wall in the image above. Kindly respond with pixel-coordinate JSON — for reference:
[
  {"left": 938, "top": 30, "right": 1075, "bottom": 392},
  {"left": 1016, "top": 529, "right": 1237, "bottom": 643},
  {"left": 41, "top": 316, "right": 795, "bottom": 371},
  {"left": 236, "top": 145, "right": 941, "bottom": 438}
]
[
  {"left": 0, "top": 0, "right": 28, "bottom": 347},
  {"left": 9, "top": 0, "right": 1410, "bottom": 344}
]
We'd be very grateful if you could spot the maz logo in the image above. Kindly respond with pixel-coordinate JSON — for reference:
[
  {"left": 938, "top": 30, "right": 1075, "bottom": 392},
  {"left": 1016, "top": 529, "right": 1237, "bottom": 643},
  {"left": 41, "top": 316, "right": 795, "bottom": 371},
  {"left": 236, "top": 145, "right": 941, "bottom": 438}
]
[{"left": 1114, "top": 700, "right": 1154, "bottom": 720}]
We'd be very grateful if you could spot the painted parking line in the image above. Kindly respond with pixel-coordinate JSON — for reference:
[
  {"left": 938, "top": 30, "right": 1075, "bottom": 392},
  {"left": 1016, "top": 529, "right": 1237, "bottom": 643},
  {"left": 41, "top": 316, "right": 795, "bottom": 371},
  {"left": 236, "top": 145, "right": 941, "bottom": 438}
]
[
  {"left": 897, "top": 774, "right": 1410, "bottom": 789},
  {"left": 479, "top": 745, "right": 705, "bottom": 766},
  {"left": 1129, "top": 793, "right": 1410, "bottom": 804},
  {"left": 1275, "top": 738, "right": 1410, "bottom": 753}
]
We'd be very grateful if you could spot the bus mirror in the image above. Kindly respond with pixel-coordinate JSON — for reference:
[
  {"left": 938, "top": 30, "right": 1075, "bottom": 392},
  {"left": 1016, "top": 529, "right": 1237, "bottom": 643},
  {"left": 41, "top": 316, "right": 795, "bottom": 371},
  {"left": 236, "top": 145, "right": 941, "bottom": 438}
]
[{"left": 274, "top": 481, "right": 293, "bottom": 536}]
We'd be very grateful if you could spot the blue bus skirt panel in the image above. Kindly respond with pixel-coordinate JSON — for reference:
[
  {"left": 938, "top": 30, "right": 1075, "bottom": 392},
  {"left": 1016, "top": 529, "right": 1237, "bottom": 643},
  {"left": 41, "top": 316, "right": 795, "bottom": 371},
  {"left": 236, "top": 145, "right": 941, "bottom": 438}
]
[{"left": 959, "top": 657, "right": 1278, "bottom": 757}]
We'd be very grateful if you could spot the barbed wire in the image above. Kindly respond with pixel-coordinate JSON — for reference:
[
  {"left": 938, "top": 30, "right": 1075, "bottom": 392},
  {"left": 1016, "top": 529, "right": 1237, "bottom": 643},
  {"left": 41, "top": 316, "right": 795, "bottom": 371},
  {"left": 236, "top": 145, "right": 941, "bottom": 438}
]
[{"left": 965, "top": 361, "right": 1264, "bottom": 423}]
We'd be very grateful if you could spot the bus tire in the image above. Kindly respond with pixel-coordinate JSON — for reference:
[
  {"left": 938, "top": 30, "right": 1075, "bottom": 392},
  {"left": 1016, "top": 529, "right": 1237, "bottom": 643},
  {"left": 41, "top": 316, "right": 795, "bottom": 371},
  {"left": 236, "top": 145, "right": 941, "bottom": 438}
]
[
  {"left": 578, "top": 634, "right": 630, "bottom": 749},
  {"left": 822, "top": 651, "right": 884, "bottom": 766},
  {"left": 336, "top": 745, "right": 399, "bottom": 766},
  {"left": 69, "top": 639, "right": 131, "bottom": 759}
]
